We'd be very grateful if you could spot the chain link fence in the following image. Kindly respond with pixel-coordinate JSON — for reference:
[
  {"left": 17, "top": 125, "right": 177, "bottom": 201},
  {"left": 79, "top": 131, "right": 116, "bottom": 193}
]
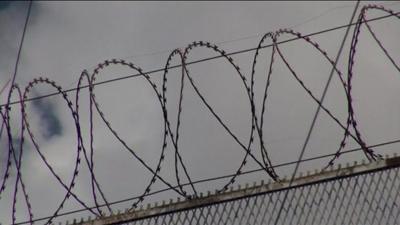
[
  {"left": 79, "top": 156, "right": 400, "bottom": 225},
  {"left": 126, "top": 169, "right": 399, "bottom": 225}
]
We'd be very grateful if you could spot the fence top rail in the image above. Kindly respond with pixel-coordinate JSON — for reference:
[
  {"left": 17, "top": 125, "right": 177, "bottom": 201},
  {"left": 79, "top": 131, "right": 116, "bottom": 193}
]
[{"left": 69, "top": 153, "right": 400, "bottom": 225}]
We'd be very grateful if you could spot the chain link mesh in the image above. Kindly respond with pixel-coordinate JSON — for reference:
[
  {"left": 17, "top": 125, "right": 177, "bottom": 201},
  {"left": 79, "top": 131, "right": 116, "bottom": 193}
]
[{"left": 119, "top": 166, "right": 400, "bottom": 225}]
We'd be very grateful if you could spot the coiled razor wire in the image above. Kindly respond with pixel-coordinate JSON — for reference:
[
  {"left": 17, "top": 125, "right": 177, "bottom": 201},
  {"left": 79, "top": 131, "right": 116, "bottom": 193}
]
[{"left": 0, "top": 4, "right": 399, "bottom": 225}]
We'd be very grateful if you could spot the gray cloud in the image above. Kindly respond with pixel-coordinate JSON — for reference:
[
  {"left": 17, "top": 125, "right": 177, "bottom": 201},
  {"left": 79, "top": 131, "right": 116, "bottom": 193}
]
[{"left": 30, "top": 90, "right": 63, "bottom": 140}]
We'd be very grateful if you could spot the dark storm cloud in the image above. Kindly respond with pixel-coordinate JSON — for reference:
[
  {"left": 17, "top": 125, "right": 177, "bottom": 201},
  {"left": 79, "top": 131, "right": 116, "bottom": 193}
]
[
  {"left": 0, "top": 1, "right": 11, "bottom": 11},
  {"left": 31, "top": 97, "right": 63, "bottom": 139}
]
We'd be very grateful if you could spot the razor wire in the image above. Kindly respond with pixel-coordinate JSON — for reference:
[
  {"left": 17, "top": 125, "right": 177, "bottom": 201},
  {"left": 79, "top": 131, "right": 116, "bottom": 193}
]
[{"left": 0, "top": 4, "right": 399, "bottom": 224}]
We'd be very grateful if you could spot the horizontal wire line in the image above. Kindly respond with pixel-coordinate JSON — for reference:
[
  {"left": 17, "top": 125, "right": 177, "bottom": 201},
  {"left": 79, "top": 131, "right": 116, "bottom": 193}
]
[
  {"left": 15, "top": 137, "right": 400, "bottom": 225},
  {"left": 2, "top": 11, "right": 398, "bottom": 108}
]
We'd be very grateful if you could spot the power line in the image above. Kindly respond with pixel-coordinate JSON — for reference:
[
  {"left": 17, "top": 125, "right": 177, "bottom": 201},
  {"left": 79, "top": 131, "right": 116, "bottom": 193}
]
[
  {"left": 8, "top": 1, "right": 32, "bottom": 89},
  {"left": 40, "top": 2, "right": 374, "bottom": 83},
  {"left": 1, "top": 1, "right": 32, "bottom": 138},
  {"left": 273, "top": 1, "right": 360, "bottom": 224},
  {"left": 1, "top": 10, "right": 399, "bottom": 108},
  {"left": 3, "top": 1, "right": 34, "bottom": 224},
  {"left": 14, "top": 136, "right": 400, "bottom": 225}
]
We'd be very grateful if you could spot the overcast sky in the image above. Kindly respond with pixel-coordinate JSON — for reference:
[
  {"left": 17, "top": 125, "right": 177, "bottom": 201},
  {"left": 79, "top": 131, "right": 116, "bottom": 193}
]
[{"left": 0, "top": 1, "right": 400, "bottom": 224}]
